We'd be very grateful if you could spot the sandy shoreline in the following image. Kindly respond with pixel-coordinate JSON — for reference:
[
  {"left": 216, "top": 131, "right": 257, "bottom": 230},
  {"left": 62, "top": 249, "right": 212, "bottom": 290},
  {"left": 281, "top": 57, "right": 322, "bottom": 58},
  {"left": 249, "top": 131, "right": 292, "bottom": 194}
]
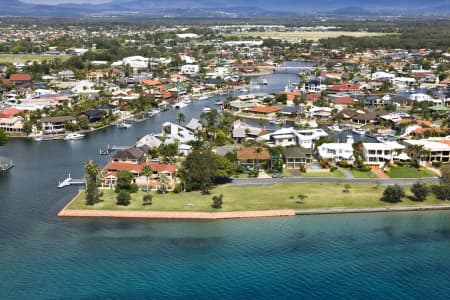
[{"left": 58, "top": 209, "right": 296, "bottom": 219}]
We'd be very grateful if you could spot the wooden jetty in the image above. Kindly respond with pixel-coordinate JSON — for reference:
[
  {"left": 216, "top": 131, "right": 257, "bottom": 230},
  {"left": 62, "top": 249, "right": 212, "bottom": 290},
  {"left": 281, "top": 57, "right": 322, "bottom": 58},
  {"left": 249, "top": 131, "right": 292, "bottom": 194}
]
[{"left": 57, "top": 174, "right": 85, "bottom": 188}]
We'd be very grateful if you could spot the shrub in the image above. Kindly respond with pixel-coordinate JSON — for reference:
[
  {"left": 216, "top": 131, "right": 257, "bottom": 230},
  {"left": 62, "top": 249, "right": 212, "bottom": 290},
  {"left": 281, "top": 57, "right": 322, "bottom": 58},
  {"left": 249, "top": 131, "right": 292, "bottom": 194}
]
[
  {"left": 338, "top": 160, "right": 348, "bottom": 168},
  {"left": 411, "top": 182, "right": 428, "bottom": 201},
  {"left": 142, "top": 194, "right": 152, "bottom": 206},
  {"left": 418, "top": 167, "right": 425, "bottom": 172},
  {"left": 211, "top": 194, "right": 223, "bottom": 209},
  {"left": 116, "top": 190, "right": 131, "bottom": 206},
  {"left": 432, "top": 161, "right": 442, "bottom": 168},
  {"left": 431, "top": 185, "right": 450, "bottom": 201},
  {"left": 359, "top": 165, "right": 371, "bottom": 172},
  {"left": 330, "top": 166, "right": 338, "bottom": 172},
  {"left": 299, "top": 164, "right": 306, "bottom": 173},
  {"left": 130, "top": 183, "right": 139, "bottom": 193},
  {"left": 381, "top": 185, "right": 405, "bottom": 203},
  {"left": 173, "top": 184, "right": 182, "bottom": 194}
]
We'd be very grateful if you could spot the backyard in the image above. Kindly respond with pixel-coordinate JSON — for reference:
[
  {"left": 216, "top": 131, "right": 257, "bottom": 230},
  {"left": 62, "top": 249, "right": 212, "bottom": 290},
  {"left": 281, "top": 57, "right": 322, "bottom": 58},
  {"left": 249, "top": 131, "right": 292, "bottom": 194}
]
[{"left": 66, "top": 182, "right": 446, "bottom": 213}]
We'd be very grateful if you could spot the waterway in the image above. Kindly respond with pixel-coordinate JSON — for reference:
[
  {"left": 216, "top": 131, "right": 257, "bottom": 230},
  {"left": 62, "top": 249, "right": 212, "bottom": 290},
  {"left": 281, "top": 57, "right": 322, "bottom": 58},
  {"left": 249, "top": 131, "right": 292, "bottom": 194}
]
[{"left": 1, "top": 64, "right": 450, "bottom": 299}]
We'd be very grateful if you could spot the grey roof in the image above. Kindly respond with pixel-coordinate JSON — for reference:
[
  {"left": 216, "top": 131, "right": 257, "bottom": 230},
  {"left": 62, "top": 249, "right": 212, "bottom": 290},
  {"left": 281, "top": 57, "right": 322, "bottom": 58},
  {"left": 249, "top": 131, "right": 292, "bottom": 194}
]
[
  {"left": 112, "top": 147, "right": 145, "bottom": 160},
  {"left": 39, "top": 116, "right": 75, "bottom": 123},
  {"left": 282, "top": 147, "right": 313, "bottom": 159},
  {"left": 185, "top": 118, "right": 202, "bottom": 131}
]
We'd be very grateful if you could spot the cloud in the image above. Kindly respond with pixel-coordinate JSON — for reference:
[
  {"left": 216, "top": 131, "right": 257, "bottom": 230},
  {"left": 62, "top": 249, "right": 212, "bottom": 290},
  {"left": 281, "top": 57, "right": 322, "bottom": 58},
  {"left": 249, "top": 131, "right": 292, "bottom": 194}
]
[{"left": 22, "top": 0, "right": 110, "bottom": 4}]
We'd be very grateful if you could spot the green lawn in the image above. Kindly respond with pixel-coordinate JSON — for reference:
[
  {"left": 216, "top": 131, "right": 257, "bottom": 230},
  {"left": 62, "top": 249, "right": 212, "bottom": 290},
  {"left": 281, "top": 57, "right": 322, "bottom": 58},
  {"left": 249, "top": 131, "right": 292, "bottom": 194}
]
[
  {"left": 0, "top": 54, "right": 70, "bottom": 64},
  {"left": 302, "top": 170, "right": 346, "bottom": 178},
  {"left": 66, "top": 182, "right": 447, "bottom": 213},
  {"left": 387, "top": 167, "right": 436, "bottom": 178},
  {"left": 351, "top": 169, "right": 378, "bottom": 179}
]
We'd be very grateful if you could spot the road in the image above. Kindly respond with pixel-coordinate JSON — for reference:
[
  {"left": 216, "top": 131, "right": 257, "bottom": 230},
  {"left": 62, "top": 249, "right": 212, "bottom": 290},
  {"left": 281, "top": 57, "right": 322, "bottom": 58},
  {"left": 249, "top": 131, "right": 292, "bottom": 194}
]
[{"left": 230, "top": 177, "right": 440, "bottom": 187}]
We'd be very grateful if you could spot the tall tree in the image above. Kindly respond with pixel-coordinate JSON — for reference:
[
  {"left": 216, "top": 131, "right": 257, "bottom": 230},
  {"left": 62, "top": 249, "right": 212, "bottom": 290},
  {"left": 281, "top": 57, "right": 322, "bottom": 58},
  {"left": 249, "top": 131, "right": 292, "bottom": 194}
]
[
  {"left": 141, "top": 164, "right": 153, "bottom": 193},
  {"left": 0, "top": 129, "right": 7, "bottom": 146},
  {"left": 157, "top": 173, "right": 170, "bottom": 194},
  {"left": 182, "top": 149, "right": 217, "bottom": 194},
  {"left": 254, "top": 147, "right": 263, "bottom": 170},
  {"left": 176, "top": 112, "right": 186, "bottom": 125},
  {"left": 411, "top": 182, "right": 428, "bottom": 202},
  {"left": 84, "top": 160, "right": 101, "bottom": 205}
]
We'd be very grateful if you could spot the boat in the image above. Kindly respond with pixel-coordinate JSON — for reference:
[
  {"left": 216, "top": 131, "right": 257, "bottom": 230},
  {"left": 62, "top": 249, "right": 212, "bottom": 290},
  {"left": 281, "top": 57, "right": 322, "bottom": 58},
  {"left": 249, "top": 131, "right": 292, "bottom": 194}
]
[
  {"left": 34, "top": 135, "right": 64, "bottom": 141},
  {"left": 117, "top": 122, "right": 133, "bottom": 129},
  {"left": 147, "top": 109, "right": 160, "bottom": 117},
  {"left": 261, "top": 79, "right": 269, "bottom": 85},
  {"left": 64, "top": 133, "right": 85, "bottom": 140},
  {"left": 181, "top": 98, "right": 192, "bottom": 104},
  {"left": 328, "top": 123, "right": 343, "bottom": 132},
  {"left": 197, "top": 95, "right": 209, "bottom": 101},
  {"left": 270, "top": 118, "right": 285, "bottom": 125},
  {"left": 352, "top": 128, "right": 366, "bottom": 135},
  {"left": 215, "top": 100, "right": 223, "bottom": 106},
  {"left": 239, "top": 88, "right": 248, "bottom": 93},
  {"left": 203, "top": 106, "right": 212, "bottom": 113},
  {"left": 172, "top": 102, "right": 188, "bottom": 109}
]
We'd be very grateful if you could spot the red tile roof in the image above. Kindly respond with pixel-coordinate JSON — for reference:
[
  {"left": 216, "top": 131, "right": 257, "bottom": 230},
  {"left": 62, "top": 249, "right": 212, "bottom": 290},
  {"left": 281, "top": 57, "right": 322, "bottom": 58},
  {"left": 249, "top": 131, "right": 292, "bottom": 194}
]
[
  {"left": 10, "top": 74, "right": 32, "bottom": 81},
  {"left": 237, "top": 146, "right": 270, "bottom": 161},
  {"left": 0, "top": 108, "right": 22, "bottom": 118},
  {"left": 248, "top": 105, "right": 281, "bottom": 114},
  {"left": 104, "top": 161, "right": 176, "bottom": 174},
  {"left": 328, "top": 82, "right": 359, "bottom": 91},
  {"left": 334, "top": 97, "right": 355, "bottom": 105}
]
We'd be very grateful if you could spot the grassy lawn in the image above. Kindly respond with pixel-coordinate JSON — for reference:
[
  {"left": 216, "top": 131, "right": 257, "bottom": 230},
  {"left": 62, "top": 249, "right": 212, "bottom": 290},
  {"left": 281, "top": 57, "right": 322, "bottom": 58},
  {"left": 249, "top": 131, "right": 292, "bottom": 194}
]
[
  {"left": 0, "top": 54, "right": 70, "bottom": 64},
  {"left": 302, "top": 170, "right": 346, "bottom": 178},
  {"left": 387, "top": 167, "right": 436, "bottom": 178},
  {"left": 67, "top": 182, "right": 447, "bottom": 212},
  {"left": 351, "top": 169, "right": 378, "bottom": 179}
]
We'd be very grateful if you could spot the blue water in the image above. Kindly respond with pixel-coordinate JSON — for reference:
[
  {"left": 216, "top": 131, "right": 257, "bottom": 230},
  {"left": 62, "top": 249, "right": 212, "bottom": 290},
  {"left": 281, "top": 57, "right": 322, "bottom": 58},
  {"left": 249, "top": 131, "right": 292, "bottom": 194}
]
[{"left": 1, "top": 63, "right": 450, "bottom": 299}]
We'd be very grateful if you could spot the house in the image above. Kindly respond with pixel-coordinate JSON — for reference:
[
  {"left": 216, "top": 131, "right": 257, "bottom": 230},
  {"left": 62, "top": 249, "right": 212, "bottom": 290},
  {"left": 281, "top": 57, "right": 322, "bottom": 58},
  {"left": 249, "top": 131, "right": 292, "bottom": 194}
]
[
  {"left": 318, "top": 139, "right": 355, "bottom": 164},
  {"left": 257, "top": 128, "right": 328, "bottom": 149},
  {"left": 362, "top": 142, "right": 406, "bottom": 166},
  {"left": 232, "top": 120, "right": 263, "bottom": 143},
  {"left": 236, "top": 146, "right": 270, "bottom": 168},
  {"left": 352, "top": 111, "right": 387, "bottom": 125},
  {"left": 185, "top": 118, "right": 203, "bottom": 132},
  {"left": 39, "top": 116, "right": 76, "bottom": 134},
  {"left": 282, "top": 147, "right": 313, "bottom": 169},
  {"left": 102, "top": 161, "right": 176, "bottom": 190},
  {"left": 309, "top": 107, "right": 332, "bottom": 120},
  {"left": 328, "top": 82, "right": 359, "bottom": 93},
  {"left": 161, "top": 122, "right": 196, "bottom": 143},
  {"left": 247, "top": 105, "right": 281, "bottom": 115},
  {"left": 0, "top": 116, "right": 23, "bottom": 133},
  {"left": 57, "top": 70, "right": 75, "bottom": 80},
  {"left": 9, "top": 74, "right": 32, "bottom": 87},
  {"left": 180, "top": 64, "right": 200, "bottom": 75},
  {"left": 82, "top": 109, "right": 103, "bottom": 123},
  {"left": 332, "top": 97, "right": 356, "bottom": 109},
  {"left": 403, "top": 139, "right": 450, "bottom": 164},
  {"left": 112, "top": 148, "right": 147, "bottom": 164}
]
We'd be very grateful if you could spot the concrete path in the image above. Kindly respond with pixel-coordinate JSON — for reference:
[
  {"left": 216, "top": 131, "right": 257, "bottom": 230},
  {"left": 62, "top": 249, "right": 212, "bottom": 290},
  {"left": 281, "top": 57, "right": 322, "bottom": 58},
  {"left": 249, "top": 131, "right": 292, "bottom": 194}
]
[{"left": 337, "top": 167, "right": 354, "bottom": 179}]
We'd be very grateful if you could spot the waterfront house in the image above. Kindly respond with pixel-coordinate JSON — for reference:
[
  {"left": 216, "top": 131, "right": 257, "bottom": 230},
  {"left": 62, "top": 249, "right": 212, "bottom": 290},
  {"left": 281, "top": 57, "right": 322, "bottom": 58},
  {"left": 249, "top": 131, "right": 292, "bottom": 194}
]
[
  {"left": 362, "top": 142, "right": 406, "bottom": 167},
  {"left": 82, "top": 109, "right": 103, "bottom": 123},
  {"left": 136, "top": 134, "right": 163, "bottom": 150},
  {"left": 161, "top": 122, "right": 196, "bottom": 144},
  {"left": 231, "top": 120, "right": 263, "bottom": 143},
  {"left": 403, "top": 139, "right": 450, "bottom": 164},
  {"left": 257, "top": 128, "right": 328, "bottom": 149},
  {"left": 102, "top": 161, "right": 176, "bottom": 190},
  {"left": 236, "top": 146, "right": 270, "bottom": 169},
  {"left": 112, "top": 148, "right": 147, "bottom": 164},
  {"left": 9, "top": 74, "right": 32, "bottom": 88},
  {"left": 247, "top": 105, "right": 282, "bottom": 116},
  {"left": 318, "top": 140, "right": 355, "bottom": 164},
  {"left": 0, "top": 116, "right": 23, "bottom": 133},
  {"left": 39, "top": 116, "right": 76, "bottom": 134},
  {"left": 282, "top": 147, "right": 313, "bottom": 169}
]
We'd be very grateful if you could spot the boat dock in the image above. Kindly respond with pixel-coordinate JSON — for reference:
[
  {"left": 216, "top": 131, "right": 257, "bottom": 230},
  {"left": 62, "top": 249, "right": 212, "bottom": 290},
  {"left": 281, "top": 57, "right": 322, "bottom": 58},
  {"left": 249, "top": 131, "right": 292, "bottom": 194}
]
[
  {"left": 57, "top": 174, "right": 85, "bottom": 188},
  {"left": 99, "top": 145, "right": 132, "bottom": 155}
]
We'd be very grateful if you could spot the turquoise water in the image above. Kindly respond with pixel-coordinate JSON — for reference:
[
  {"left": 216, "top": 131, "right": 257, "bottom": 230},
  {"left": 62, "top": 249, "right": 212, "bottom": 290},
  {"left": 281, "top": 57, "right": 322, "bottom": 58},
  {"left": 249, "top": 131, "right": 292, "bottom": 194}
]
[{"left": 1, "top": 65, "right": 450, "bottom": 298}]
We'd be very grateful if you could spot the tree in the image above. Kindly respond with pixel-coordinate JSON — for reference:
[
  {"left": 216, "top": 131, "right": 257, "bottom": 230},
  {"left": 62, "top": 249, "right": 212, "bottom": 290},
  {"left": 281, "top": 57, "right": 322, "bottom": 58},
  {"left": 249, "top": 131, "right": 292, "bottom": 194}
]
[
  {"left": 181, "top": 149, "right": 217, "bottom": 194},
  {"left": 381, "top": 185, "right": 405, "bottom": 203},
  {"left": 143, "top": 194, "right": 152, "bottom": 206},
  {"left": 211, "top": 194, "right": 223, "bottom": 209},
  {"left": 176, "top": 112, "right": 186, "bottom": 125},
  {"left": 84, "top": 160, "right": 101, "bottom": 205},
  {"left": 411, "top": 182, "right": 428, "bottom": 201},
  {"left": 157, "top": 173, "right": 170, "bottom": 194},
  {"left": 116, "top": 190, "right": 131, "bottom": 206},
  {"left": 406, "top": 144, "right": 426, "bottom": 167},
  {"left": 160, "top": 142, "right": 178, "bottom": 162},
  {"left": 441, "top": 164, "right": 450, "bottom": 186},
  {"left": 115, "top": 170, "right": 134, "bottom": 192},
  {"left": 0, "top": 129, "right": 8, "bottom": 146},
  {"left": 254, "top": 147, "right": 263, "bottom": 170},
  {"left": 141, "top": 164, "right": 153, "bottom": 193}
]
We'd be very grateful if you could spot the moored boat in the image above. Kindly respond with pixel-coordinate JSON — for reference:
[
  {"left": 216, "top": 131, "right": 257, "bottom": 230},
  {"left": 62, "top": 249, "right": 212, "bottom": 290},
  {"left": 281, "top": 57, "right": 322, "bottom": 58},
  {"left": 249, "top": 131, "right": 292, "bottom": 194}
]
[{"left": 64, "top": 133, "right": 85, "bottom": 140}]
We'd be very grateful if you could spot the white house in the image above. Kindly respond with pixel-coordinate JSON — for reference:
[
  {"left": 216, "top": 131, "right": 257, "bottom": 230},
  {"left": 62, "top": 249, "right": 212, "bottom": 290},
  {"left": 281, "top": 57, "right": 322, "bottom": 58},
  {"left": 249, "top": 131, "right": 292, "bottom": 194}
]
[
  {"left": 181, "top": 64, "right": 200, "bottom": 75},
  {"left": 161, "top": 122, "right": 196, "bottom": 144},
  {"left": 403, "top": 139, "right": 450, "bottom": 164},
  {"left": 318, "top": 136, "right": 355, "bottom": 163},
  {"left": 371, "top": 71, "right": 395, "bottom": 81},
  {"left": 362, "top": 142, "right": 406, "bottom": 167},
  {"left": 257, "top": 127, "right": 328, "bottom": 149},
  {"left": 71, "top": 80, "right": 98, "bottom": 94}
]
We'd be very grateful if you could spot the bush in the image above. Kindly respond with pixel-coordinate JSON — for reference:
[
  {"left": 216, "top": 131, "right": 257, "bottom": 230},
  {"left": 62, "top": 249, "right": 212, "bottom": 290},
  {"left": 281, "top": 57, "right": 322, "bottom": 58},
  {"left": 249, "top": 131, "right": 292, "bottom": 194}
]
[
  {"left": 299, "top": 164, "right": 306, "bottom": 173},
  {"left": 117, "top": 190, "right": 131, "bottom": 206},
  {"left": 432, "top": 161, "right": 442, "bottom": 168},
  {"left": 130, "top": 183, "right": 139, "bottom": 193},
  {"left": 338, "top": 160, "right": 348, "bottom": 168},
  {"left": 418, "top": 167, "right": 425, "bottom": 172},
  {"left": 173, "top": 183, "right": 182, "bottom": 194},
  {"left": 142, "top": 194, "right": 152, "bottom": 206},
  {"left": 396, "top": 161, "right": 405, "bottom": 167},
  {"left": 431, "top": 185, "right": 450, "bottom": 201},
  {"left": 330, "top": 166, "right": 337, "bottom": 172},
  {"left": 381, "top": 185, "right": 405, "bottom": 203},
  {"left": 411, "top": 182, "right": 428, "bottom": 201},
  {"left": 211, "top": 194, "right": 223, "bottom": 209},
  {"left": 358, "top": 165, "right": 371, "bottom": 172}
]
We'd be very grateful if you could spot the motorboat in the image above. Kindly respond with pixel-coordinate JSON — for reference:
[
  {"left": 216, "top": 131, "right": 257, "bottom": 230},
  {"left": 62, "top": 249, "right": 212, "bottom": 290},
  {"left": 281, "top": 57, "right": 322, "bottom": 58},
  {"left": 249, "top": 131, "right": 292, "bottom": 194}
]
[
  {"left": 215, "top": 100, "right": 223, "bottom": 106},
  {"left": 203, "top": 106, "right": 212, "bottom": 113},
  {"left": 197, "top": 95, "right": 209, "bottom": 101},
  {"left": 172, "top": 102, "right": 188, "bottom": 109},
  {"left": 118, "top": 122, "right": 133, "bottom": 129},
  {"left": 64, "top": 133, "right": 85, "bottom": 140},
  {"left": 34, "top": 135, "right": 64, "bottom": 141},
  {"left": 352, "top": 128, "right": 366, "bottom": 135},
  {"left": 270, "top": 118, "right": 285, "bottom": 125},
  {"left": 147, "top": 109, "right": 160, "bottom": 117},
  {"left": 328, "top": 123, "right": 343, "bottom": 132}
]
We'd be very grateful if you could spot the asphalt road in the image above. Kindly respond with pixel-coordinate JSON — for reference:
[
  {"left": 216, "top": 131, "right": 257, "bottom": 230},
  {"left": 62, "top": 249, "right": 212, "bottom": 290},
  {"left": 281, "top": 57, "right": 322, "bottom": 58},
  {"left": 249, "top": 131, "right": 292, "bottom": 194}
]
[{"left": 230, "top": 177, "right": 440, "bottom": 187}]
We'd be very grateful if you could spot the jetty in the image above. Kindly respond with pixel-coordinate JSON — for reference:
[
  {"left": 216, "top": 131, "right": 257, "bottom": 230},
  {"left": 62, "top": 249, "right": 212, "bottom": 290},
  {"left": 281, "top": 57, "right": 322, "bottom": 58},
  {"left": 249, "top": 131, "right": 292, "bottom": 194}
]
[
  {"left": 99, "top": 144, "right": 132, "bottom": 155},
  {"left": 57, "top": 174, "right": 85, "bottom": 188}
]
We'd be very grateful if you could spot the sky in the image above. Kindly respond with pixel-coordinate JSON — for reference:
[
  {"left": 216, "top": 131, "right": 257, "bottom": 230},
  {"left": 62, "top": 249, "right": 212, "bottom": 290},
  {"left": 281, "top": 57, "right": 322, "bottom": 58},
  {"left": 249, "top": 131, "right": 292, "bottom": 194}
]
[{"left": 23, "top": 0, "right": 110, "bottom": 4}]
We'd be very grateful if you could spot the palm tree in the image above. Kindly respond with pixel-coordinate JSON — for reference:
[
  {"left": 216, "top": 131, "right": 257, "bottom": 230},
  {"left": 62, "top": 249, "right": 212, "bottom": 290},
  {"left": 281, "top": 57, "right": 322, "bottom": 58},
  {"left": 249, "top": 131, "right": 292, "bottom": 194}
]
[
  {"left": 158, "top": 173, "right": 170, "bottom": 194},
  {"left": 406, "top": 144, "right": 426, "bottom": 167},
  {"left": 141, "top": 164, "right": 153, "bottom": 193},
  {"left": 176, "top": 112, "right": 185, "bottom": 125},
  {"left": 84, "top": 160, "right": 100, "bottom": 183},
  {"left": 254, "top": 147, "right": 263, "bottom": 170}
]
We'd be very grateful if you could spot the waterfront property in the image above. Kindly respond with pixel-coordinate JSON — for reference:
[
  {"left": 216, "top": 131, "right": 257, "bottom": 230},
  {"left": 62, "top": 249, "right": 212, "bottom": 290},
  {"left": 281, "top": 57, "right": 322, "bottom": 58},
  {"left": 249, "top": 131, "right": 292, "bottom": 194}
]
[{"left": 282, "top": 147, "right": 313, "bottom": 168}]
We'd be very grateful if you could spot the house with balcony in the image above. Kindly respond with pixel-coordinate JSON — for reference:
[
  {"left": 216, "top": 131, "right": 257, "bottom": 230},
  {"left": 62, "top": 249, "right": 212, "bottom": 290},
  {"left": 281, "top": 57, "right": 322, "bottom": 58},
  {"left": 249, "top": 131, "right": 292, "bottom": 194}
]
[
  {"left": 257, "top": 128, "right": 328, "bottom": 149},
  {"left": 362, "top": 142, "right": 406, "bottom": 167},
  {"left": 39, "top": 116, "right": 76, "bottom": 134},
  {"left": 403, "top": 139, "right": 450, "bottom": 164}
]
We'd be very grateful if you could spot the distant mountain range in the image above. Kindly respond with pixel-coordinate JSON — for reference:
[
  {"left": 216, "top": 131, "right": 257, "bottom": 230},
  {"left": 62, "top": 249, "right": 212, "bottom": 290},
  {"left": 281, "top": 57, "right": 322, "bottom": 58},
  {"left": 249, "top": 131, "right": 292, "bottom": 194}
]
[{"left": 1, "top": 0, "right": 449, "bottom": 18}]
